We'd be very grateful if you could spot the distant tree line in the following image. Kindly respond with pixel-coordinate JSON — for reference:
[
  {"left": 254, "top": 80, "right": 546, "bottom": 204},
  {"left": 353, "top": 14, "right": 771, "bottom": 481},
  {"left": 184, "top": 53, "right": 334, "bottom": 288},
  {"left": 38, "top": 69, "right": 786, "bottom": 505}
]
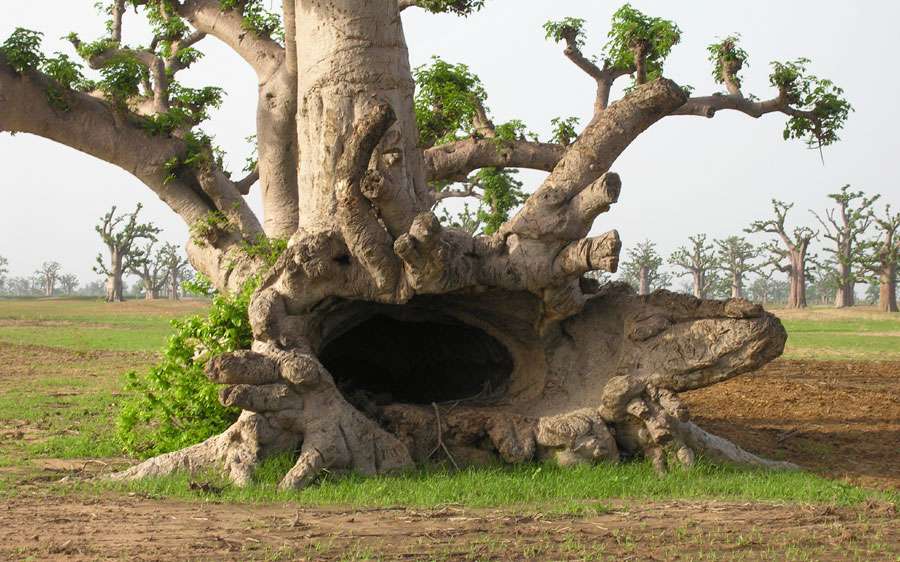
[
  {"left": 615, "top": 185, "right": 899, "bottom": 312},
  {"left": 0, "top": 204, "right": 195, "bottom": 300}
]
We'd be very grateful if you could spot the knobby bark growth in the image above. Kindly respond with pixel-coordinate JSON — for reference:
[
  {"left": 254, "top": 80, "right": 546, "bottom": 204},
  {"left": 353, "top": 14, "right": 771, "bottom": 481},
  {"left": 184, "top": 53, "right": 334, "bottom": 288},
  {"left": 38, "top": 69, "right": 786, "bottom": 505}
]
[{"left": 0, "top": 1, "right": 851, "bottom": 487}]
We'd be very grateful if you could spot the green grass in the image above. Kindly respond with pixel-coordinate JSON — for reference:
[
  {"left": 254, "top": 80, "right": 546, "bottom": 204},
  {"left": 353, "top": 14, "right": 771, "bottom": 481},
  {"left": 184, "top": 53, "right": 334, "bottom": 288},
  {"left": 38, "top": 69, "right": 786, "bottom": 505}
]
[
  {"left": 94, "top": 456, "right": 897, "bottom": 510},
  {"left": 774, "top": 306, "right": 900, "bottom": 360},
  {"left": 0, "top": 298, "right": 897, "bottom": 511},
  {"left": 0, "top": 297, "right": 207, "bottom": 352}
]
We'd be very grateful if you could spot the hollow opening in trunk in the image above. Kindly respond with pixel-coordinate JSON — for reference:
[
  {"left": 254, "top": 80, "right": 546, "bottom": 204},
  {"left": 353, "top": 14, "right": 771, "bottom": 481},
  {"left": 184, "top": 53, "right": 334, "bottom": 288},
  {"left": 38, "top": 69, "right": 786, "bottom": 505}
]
[{"left": 320, "top": 314, "right": 514, "bottom": 405}]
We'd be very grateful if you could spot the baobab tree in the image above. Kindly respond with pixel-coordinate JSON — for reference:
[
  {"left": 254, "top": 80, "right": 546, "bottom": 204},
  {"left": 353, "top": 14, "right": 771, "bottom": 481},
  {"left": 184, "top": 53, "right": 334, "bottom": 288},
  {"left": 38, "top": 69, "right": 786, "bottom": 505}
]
[
  {"left": 93, "top": 204, "right": 160, "bottom": 302},
  {"left": 128, "top": 241, "right": 168, "bottom": 299},
  {"left": 747, "top": 267, "right": 777, "bottom": 307},
  {"left": 1, "top": 2, "right": 848, "bottom": 486},
  {"left": 621, "top": 240, "right": 669, "bottom": 296},
  {"left": 34, "top": 261, "right": 62, "bottom": 297},
  {"left": 715, "top": 236, "right": 758, "bottom": 299},
  {"left": 669, "top": 234, "right": 717, "bottom": 299},
  {"left": 158, "top": 242, "right": 192, "bottom": 300},
  {"left": 0, "top": 255, "right": 8, "bottom": 293},
  {"left": 58, "top": 273, "right": 80, "bottom": 295},
  {"left": 811, "top": 185, "right": 879, "bottom": 308},
  {"left": 748, "top": 200, "right": 817, "bottom": 309},
  {"left": 864, "top": 204, "right": 899, "bottom": 312}
]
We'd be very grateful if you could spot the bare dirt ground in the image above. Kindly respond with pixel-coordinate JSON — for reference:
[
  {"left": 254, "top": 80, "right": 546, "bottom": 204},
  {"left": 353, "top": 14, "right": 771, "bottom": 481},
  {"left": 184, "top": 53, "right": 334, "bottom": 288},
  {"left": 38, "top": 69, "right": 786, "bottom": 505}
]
[
  {"left": 0, "top": 495, "right": 896, "bottom": 561},
  {"left": 685, "top": 360, "right": 900, "bottom": 490},
  {"left": 0, "top": 357, "right": 897, "bottom": 560}
]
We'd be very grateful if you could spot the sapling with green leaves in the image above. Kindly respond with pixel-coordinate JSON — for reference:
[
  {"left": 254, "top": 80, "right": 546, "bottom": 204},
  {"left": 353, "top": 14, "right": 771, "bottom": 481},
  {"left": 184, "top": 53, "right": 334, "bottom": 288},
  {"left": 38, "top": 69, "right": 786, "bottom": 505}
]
[
  {"left": 811, "top": 185, "right": 879, "bottom": 308},
  {"left": 3, "top": 2, "right": 840, "bottom": 487},
  {"left": 93, "top": 204, "right": 160, "bottom": 302}
]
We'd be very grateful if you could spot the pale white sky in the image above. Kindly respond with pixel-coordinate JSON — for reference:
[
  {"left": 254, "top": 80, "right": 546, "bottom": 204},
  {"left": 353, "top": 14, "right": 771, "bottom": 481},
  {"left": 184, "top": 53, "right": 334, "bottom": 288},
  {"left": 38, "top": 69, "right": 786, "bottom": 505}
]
[{"left": 1, "top": 1, "right": 898, "bottom": 284}]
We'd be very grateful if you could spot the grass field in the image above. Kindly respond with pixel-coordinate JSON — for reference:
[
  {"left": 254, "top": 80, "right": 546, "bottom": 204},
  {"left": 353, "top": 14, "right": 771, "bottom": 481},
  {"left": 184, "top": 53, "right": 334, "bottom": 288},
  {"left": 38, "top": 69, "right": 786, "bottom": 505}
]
[
  {"left": 0, "top": 297, "right": 897, "bottom": 560},
  {"left": 776, "top": 306, "right": 900, "bottom": 361}
]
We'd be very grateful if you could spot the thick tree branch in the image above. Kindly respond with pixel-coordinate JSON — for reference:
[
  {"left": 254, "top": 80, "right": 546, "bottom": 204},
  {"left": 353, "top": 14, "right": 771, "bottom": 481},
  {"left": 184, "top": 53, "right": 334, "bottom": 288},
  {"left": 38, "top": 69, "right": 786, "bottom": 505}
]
[
  {"left": 503, "top": 78, "right": 687, "bottom": 240},
  {"left": 235, "top": 168, "right": 260, "bottom": 195},
  {"left": 0, "top": 56, "right": 264, "bottom": 290},
  {"left": 558, "top": 30, "right": 630, "bottom": 112},
  {"left": 424, "top": 139, "right": 565, "bottom": 183},
  {"left": 672, "top": 93, "right": 791, "bottom": 119},
  {"left": 175, "top": 0, "right": 285, "bottom": 81}
]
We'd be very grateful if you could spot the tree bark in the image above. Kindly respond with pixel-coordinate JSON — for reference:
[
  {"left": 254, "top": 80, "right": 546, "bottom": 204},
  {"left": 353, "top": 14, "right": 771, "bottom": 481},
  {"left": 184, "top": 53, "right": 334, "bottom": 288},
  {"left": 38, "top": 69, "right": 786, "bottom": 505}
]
[
  {"left": 880, "top": 264, "right": 898, "bottom": 313},
  {"left": 692, "top": 271, "right": 704, "bottom": 299},
  {"left": 835, "top": 262, "right": 854, "bottom": 308},
  {"left": 731, "top": 272, "right": 743, "bottom": 299},
  {"left": 293, "top": 0, "right": 428, "bottom": 237},
  {"left": 639, "top": 267, "right": 651, "bottom": 295},
  {"left": 105, "top": 252, "right": 125, "bottom": 303}
]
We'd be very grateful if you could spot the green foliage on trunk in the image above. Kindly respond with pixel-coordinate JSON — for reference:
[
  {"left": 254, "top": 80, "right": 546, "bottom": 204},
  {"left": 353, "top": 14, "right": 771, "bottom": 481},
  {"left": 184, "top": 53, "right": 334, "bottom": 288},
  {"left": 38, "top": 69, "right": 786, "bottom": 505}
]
[{"left": 116, "top": 279, "right": 257, "bottom": 457}]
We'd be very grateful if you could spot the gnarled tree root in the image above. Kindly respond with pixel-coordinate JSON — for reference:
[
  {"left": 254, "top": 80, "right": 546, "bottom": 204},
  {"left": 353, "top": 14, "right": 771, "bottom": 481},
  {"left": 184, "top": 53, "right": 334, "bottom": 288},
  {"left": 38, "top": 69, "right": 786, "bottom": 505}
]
[{"left": 114, "top": 285, "right": 796, "bottom": 489}]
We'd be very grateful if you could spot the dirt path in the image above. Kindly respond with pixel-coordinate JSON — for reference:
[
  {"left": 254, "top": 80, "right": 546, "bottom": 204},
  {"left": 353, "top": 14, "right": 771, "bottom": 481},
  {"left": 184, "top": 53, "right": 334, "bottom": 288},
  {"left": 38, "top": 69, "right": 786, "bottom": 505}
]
[{"left": 0, "top": 495, "right": 896, "bottom": 561}]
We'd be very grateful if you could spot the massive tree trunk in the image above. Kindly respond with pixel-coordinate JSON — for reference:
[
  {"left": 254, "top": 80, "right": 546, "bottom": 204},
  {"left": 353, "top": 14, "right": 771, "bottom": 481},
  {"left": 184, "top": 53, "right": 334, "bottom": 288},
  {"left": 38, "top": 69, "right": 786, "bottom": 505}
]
[
  {"left": 115, "top": 0, "right": 794, "bottom": 488},
  {"left": 639, "top": 267, "right": 651, "bottom": 296},
  {"left": 785, "top": 247, "right": 809, "bottom": 309},
  {"left": 730, "top": 272, "right": 743, "bottom": 300},
  {"left": 835, "top": 261, "right": 854, "bottom": 308},
  {"left": 880, "top": 264, "right": 898, "bottom": 313},
  {"left": 105, "top": 251, "right": 125, "bottom": 303},
  {"left": 692, "top": 271, "right": 705, "bottom": 299}
]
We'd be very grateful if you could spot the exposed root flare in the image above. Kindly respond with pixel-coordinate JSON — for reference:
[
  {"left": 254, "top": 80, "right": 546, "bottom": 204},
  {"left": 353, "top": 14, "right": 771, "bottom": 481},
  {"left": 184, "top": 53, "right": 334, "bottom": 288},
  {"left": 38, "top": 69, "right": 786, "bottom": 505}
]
[{"left": 113, "top": 88, "right": 795, "bottom": 490}]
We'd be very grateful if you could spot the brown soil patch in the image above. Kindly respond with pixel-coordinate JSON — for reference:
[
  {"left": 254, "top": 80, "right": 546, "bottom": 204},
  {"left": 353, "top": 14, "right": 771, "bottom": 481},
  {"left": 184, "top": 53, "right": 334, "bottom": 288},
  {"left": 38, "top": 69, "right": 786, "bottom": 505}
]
[
  {"left": 0, "top": 495, "right": 896, "bottom": 561},
  {"left": 685, "top": 360, "right": 900, "bottom": 490}
]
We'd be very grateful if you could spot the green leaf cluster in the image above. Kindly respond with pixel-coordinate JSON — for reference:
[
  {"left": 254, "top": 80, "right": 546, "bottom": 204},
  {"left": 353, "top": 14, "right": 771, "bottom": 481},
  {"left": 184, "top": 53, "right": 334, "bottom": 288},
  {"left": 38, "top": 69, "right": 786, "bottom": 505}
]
[
  {"left": 0, "top": 28, "right": 44, "bottom": 73},
  {"left": 117, "top": 278, "right": 258, "bottom": 457},
  {"left": 189, "top": 209, "right": 232, "bottom": 246},
  {"left": 550, "top": 116, "right": 580, "bottom": 146},
  {"left": 707, "top": 34, "right": 748, "bottom": 87},
  {"left": 145, "top": 84, "right": 225, "bottom": 135},
  {"left": 240, "top": 235, "right": 288, "bottom": 268},
  {"left": 416, "top": 0, "right": 486, "bottom": 16},
  {"left": 494, "top": 119, "right": 538, "bottom": 143},
  {"left": 603, "top": 4, "right": 681, "bottom": 81},
  {"left": 475, "top": 167, "right": 525, "bottom": 235},
  {"left": 163, "top": 131, "right": 222, "bottom": 184},
  {"left": 220, "top": 0, "right": 284, "bottom": 42},
  {"left": 770, "top": 58, "right": 852, "bottom": 148},
  {"left": 414, "top": 57, "right": 488, "bottom": 147},
  {"left": 543, "top": 17, "right": 587, "bottom": 48}
]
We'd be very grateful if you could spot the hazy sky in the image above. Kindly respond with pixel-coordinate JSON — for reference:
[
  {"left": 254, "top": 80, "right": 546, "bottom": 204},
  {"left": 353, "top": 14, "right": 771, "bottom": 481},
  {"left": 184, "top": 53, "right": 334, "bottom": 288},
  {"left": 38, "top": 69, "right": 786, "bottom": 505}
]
[{"left": 1, "top": 1, "right": 898, "bottom": 285}]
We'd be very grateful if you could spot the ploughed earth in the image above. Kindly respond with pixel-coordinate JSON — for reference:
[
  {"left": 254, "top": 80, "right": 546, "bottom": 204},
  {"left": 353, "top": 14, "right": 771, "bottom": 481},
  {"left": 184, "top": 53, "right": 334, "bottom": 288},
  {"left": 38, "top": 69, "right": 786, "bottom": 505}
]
[{"left": 0, "top": 351, "right": 897, "bottom": 560}]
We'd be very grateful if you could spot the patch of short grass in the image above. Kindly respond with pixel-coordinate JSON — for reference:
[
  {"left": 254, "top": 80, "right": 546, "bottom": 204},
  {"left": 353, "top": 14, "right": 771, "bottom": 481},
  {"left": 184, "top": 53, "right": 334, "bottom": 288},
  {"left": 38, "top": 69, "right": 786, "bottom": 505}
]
[
  {"left": 775, "top": 306, "right": 900, "bottom": 360},
  {"left": 91, "top": 455, "right": 898, "bottom": 509},
  {"left": 0, "top": 297, "right": 207, "bottom": 352}
]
